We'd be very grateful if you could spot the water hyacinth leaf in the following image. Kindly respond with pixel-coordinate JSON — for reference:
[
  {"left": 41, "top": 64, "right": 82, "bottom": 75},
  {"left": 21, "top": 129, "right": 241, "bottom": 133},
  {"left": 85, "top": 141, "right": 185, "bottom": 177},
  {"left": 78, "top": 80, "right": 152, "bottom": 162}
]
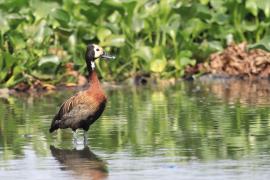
[
  {"left": 107, "top": 10, "right": 121, "bottom": 23},
  {"left": 200, "top": 0, "right": 209, "bottom": 5},
  {"left": 196, "top": 4, "right": 212, "bottom": 20},
  {"left": 134, "top": 46, "right": 152, "bottom": 62},
  {"left": 5, "top": 75, "right": 21, "bottom": 88},
  {"left": 246, "top": 0, "right": 258, "bottom": 16},
  {"left": 175, "top": 50, "right": 195, "bottom": 70},
  {"left": 0, "top": 15, "right": 9, "bottom": 34},
  {"left": 210, "top": 0, "right": 226, "bottom": 12},
  {"left": 38, "top": 55, "right": 60, "bottom": 74},
  {"left": 184, "top": 18, "right": 207, "bottom": 37},
  {"left": 2, "top": 52, "right": 14, "bottom": 69},
  {"left": 101, "top": 34, "right": 125, "bottom": 47},
  {"left": 1, "top": 0, "right": 28, "bottom": 11},
  {"left": 8, "top": 32, "right": 26, "bottom": 50},
  {"left": 38, "top": 55, "right": 60, "bottom": 67},
  {"left": 242, "top": 20, "right": 258, "bottom": 32},
  {"left": 132, "top": 17, "right": 144, "bottom": 33},
  {"left": 6, "top": 13, "right": 26, "bottom": 29},
  {"left": 51, "top": 9, "right": 70, "bottom": 26},
  {"left": 159, "top": 0, "right": 171, "bottom": 17},
  {"left": 13, "top": 65, "right": 24, "bottom": 76},
  {"left": 180, "top": 57, "right": 196, "bottom": 67},
  {"left": 0, "top": 53, "right": 3, "bottom": 69},
  {"left": 97, "top": 28, "right": 112, "bottom": 42},
  {"left": 55, "top": 27, "right": 73, "bottom": 36},
  {"left": 257, "top": 0, "right": 270, "bottom": 17},
  {"left": 31, "top": 71, "right": 54, "bottom": 80},
  {"left": 212, "top": 13, "right": 229, "bottom": 25},
  {"left": 88, "top": 0, "right": 103, "bottom": 6},
  {"left": 175, "top": 58, "right": 182, "bottom": 70},
  {"left": 167, "top": 14, "right": 181, "bottom": 30},
  {"left": 68, "top": 34, "right": 76, "bottom": 52},
  {"left": 34, "top": 20, "right": 54, "bottom": 43},
  {"left": 152, "top": 46, "right": 165, "bottom": 59},
  {"left": 4, "top": 66, "right": 24, "bottom": 87},
  {"left": 179, "top": 50, "right": 192, "bottom": 58},
  {"left": 31, "top": 1, "right": 59, "bottom": 19},
  {"left": 106, "top": 0, "right": 137, "bottom": 5},
  {"left": 248, "top": 36, "right": 270, "bottom": 52},
  {"left": 175, "top": 57, "right": 196, "bottom": 70},
  {"left": 150, "top": 59, "right": 166, "bottom": 73},
  {"left": 207, "top": 41, "right": 223, "bottom": 52}
]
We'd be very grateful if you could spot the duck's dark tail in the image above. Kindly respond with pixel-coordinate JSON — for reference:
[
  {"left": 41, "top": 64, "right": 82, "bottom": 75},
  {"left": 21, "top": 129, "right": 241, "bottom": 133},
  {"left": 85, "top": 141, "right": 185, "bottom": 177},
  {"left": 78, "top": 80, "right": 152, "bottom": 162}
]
[
  {"left": 49, "top": 126, "right": 57, "bottom": 133},
  {"left": 49, "top": 118, "right": 59, "bottom": 133}
]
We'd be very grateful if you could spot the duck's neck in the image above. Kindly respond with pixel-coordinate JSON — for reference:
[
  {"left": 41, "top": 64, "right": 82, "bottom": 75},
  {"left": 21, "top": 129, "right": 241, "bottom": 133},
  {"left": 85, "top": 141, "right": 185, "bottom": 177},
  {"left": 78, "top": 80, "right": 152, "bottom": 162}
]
[
  {"left": 86, "top": 62, "right": 101, "bottom": 90},
  {"left": 88, "top": 69, "right": 101, "bottom": 88}
]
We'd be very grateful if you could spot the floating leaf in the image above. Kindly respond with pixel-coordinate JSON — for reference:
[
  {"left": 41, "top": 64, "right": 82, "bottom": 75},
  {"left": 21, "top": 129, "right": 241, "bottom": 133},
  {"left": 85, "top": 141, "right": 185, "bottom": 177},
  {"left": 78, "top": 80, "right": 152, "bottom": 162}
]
[{"left": 150, "top": 59, "right": 166, "bottom": 73}]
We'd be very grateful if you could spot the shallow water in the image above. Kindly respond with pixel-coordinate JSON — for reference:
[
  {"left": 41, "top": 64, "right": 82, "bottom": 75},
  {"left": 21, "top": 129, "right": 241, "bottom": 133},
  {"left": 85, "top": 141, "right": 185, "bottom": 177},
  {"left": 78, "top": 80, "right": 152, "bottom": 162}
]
[{"left": 1, "top": 80, "right": 270, "bottom": 180}]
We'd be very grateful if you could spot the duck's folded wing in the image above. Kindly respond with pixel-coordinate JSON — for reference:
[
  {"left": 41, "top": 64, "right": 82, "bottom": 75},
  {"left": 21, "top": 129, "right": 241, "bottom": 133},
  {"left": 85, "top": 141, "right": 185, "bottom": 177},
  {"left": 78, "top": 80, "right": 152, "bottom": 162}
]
[
  {"left": 54, "top": 94, "right": 79, "bottom": 121},
  {"left": 49, "top": 92, "right": 98, "bottom": 132}
]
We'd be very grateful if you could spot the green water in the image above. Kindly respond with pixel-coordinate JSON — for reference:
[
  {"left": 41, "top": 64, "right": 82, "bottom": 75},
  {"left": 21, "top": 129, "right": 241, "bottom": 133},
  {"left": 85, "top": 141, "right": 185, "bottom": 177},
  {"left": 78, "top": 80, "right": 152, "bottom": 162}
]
[{"left": 1, "top": 80, "right": 270, "bottom": 179}]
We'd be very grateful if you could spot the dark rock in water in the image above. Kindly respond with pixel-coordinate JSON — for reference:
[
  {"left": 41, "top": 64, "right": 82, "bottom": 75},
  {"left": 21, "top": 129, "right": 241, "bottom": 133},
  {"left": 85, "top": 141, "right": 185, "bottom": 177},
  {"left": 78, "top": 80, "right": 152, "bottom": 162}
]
[{"left": 134, "top": 73, "right": 150, "bottom": 86}]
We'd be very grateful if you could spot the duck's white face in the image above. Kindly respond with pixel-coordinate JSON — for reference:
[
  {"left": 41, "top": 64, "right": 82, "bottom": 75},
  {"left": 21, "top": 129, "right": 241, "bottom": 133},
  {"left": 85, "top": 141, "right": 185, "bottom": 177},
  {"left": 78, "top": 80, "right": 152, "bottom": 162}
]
[{"left": 92, "top": 44, "right": 104, "bottom": 59}]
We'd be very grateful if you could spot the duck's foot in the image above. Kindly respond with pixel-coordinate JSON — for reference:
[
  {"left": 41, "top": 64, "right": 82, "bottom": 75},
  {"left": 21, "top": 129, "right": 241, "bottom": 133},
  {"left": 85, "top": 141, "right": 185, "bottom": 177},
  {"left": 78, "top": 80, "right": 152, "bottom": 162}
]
[
  {"left": 72, "top": 131, "right": 78, "bottom": 145},
  {"left": 83, "top": 131, "right": 88, "bottom": 145}
]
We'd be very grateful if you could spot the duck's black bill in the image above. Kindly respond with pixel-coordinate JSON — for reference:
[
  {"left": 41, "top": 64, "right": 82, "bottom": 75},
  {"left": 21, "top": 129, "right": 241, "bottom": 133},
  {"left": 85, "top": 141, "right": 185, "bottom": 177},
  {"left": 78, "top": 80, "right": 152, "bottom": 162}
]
[{"left": 101, "top": 52, "right": 115, "bottom": 60}]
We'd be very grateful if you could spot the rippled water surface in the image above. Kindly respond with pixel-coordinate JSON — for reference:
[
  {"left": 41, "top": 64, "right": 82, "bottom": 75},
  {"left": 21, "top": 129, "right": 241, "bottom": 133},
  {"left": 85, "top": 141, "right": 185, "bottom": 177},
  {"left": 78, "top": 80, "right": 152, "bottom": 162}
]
[{"left": 1, "top": 80, "right": 270, "bottom": 180}]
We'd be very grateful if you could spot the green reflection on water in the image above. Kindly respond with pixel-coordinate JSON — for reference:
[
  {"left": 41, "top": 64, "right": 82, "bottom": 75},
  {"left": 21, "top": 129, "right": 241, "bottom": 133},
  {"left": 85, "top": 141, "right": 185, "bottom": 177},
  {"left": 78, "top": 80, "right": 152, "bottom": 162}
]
[{"left": 1, "top": 81, "right": 270, "bottom": 164}]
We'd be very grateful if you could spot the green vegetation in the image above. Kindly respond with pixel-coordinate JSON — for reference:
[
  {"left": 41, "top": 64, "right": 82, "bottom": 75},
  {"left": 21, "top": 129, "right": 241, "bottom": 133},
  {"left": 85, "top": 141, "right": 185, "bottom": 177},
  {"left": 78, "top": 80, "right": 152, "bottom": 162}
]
[{"left": 1, "top": 0, "right": 270, "bottom": 88}]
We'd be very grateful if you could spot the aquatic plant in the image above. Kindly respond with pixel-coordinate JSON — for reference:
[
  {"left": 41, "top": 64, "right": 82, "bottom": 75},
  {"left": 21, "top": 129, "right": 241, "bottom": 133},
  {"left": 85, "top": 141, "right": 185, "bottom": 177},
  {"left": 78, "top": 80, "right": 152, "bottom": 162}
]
[{"left": 1, "top": 0, "right": 270, "bottom": 88}]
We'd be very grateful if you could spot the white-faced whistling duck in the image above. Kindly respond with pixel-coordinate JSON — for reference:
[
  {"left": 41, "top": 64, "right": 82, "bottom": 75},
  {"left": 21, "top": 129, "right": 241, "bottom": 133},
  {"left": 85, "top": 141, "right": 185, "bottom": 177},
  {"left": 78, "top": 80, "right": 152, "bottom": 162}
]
[{"left": 49, "top": 44, "right": 115, "bottom": 143}]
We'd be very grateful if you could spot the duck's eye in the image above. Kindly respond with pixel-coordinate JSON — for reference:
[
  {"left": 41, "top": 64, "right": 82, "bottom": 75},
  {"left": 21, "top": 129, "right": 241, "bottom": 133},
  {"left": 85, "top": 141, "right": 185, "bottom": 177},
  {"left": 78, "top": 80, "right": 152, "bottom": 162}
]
[{"left": 96, "top": 48, "right": 99, "bottom": 51}]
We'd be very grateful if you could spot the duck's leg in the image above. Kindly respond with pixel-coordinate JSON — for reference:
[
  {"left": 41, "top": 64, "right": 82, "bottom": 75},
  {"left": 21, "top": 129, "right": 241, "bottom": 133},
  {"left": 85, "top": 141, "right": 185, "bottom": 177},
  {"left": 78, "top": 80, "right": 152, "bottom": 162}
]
[
  {"left": 73, "top": 130, "right": 78, "bottom": 145},
  {"left": 83, "top": 131, "right": 88, "bottom": 145}
]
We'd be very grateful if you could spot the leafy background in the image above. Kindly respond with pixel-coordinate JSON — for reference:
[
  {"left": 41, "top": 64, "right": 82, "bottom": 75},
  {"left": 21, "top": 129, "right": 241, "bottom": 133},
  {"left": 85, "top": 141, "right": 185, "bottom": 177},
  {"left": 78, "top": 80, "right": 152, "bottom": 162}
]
[{"left": 1, "top": 0, "right": 270, "bottom": 88}]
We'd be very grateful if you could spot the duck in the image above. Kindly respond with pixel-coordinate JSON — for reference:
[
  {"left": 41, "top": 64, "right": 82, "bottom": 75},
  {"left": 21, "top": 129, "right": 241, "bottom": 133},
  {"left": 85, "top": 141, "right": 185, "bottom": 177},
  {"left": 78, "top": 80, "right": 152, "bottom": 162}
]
[{"left": 49, "top": 44, "right": 115, "bottom": 143}]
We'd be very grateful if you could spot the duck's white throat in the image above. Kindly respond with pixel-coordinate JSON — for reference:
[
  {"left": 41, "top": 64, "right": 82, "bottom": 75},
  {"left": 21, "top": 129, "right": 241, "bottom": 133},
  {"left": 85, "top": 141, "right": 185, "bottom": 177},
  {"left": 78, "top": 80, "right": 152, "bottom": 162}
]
[{"left": 91, "top": 61, "right": 95, "bottom": 69}]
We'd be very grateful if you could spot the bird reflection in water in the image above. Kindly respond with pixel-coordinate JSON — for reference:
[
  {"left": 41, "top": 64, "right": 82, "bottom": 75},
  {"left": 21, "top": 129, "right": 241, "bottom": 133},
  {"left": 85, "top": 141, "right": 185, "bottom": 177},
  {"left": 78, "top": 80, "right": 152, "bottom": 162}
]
[{"left": 50, "top": 145, "right": 108, "bottom": 180}]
